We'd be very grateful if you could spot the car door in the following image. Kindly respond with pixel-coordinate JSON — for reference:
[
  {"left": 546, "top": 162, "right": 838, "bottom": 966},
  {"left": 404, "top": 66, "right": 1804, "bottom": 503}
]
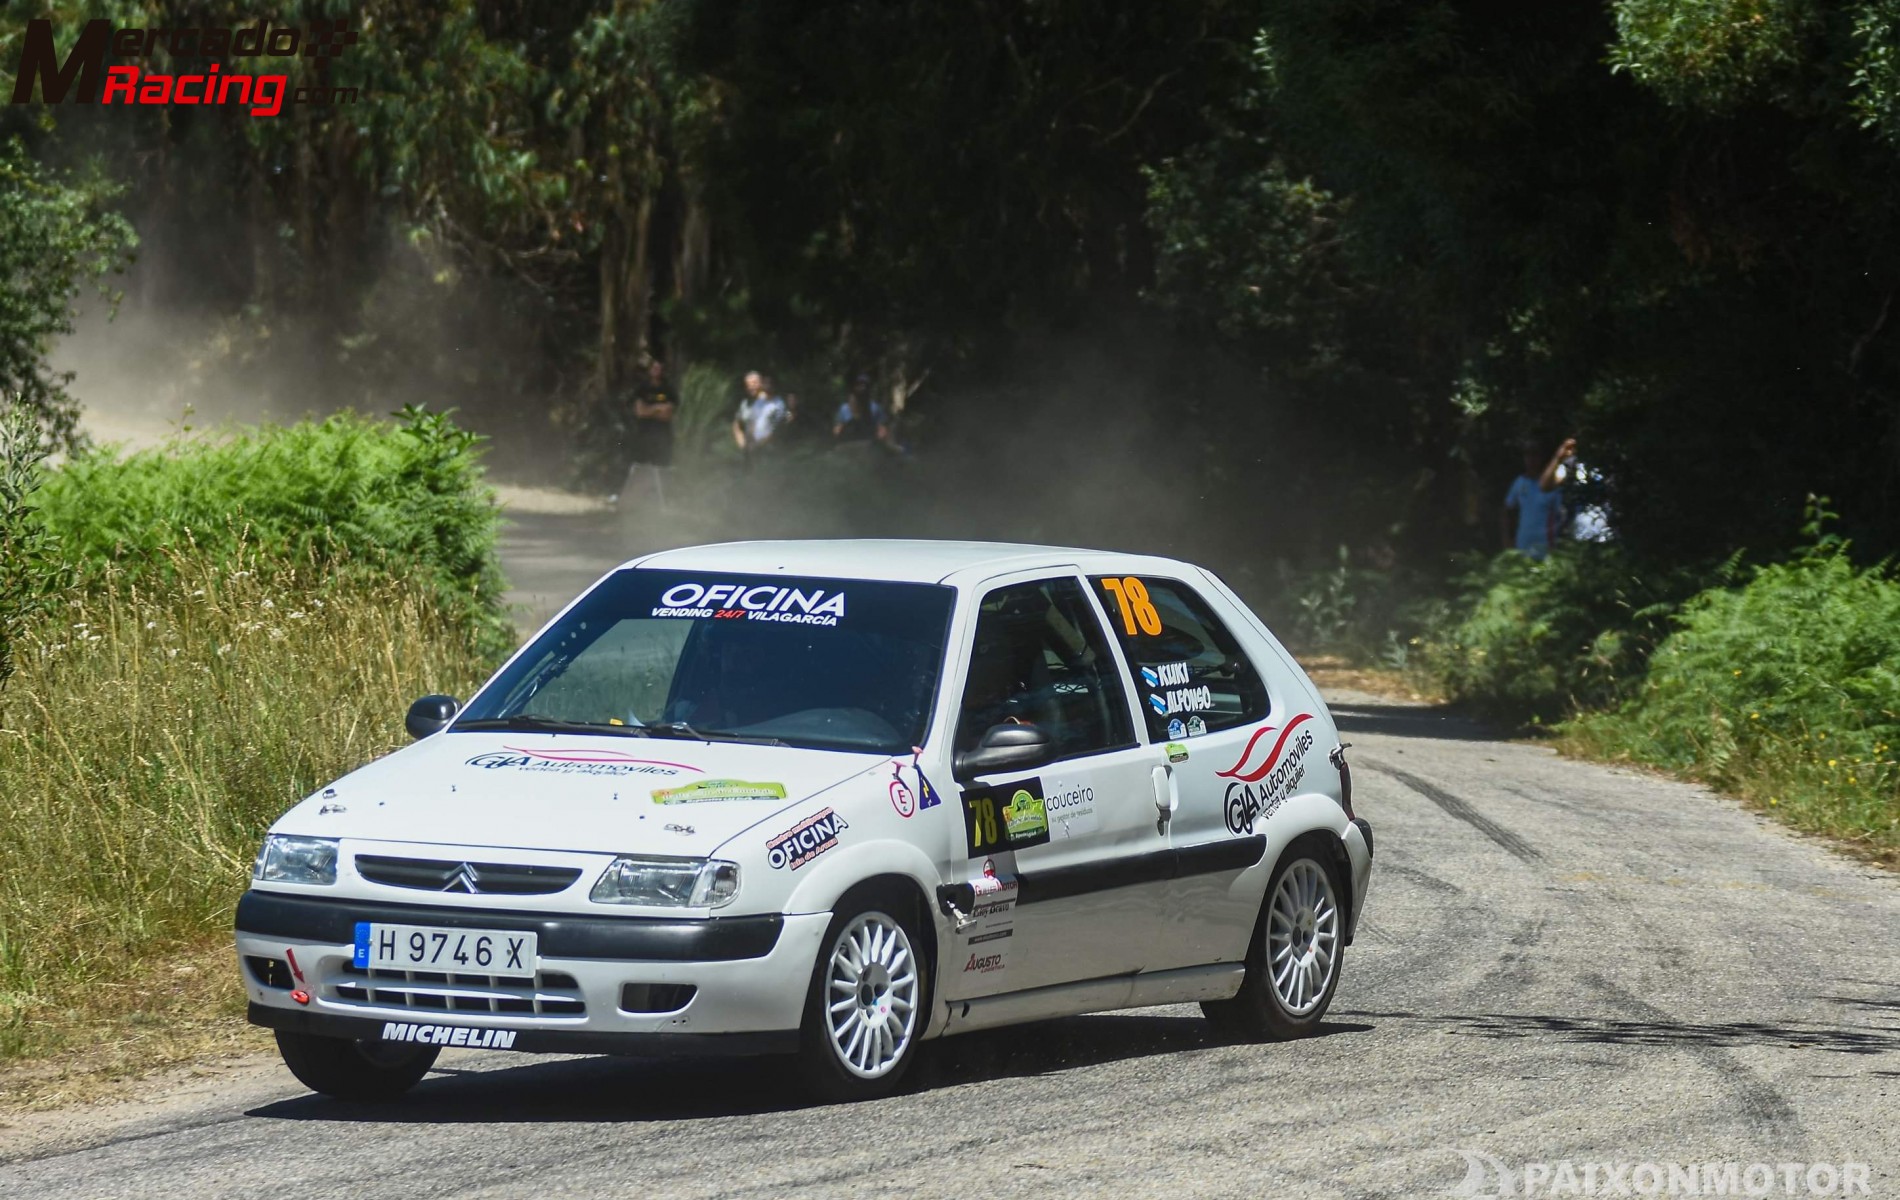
[
  {"left": 939, "top": 571, "right": 1171, "bottom": 1000},
  {"left": 1089, "top": 571, "right": 1280, "bottom": 967}
]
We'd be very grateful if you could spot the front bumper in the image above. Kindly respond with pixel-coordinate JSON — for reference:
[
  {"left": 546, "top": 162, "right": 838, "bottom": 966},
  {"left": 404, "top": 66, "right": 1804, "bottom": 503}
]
[
  {"left": 236, "top": 890, "right": 827, "bottom": 1052},
  {"left": 247, "top": 1003, "right": 800, "bottom": 1057}
]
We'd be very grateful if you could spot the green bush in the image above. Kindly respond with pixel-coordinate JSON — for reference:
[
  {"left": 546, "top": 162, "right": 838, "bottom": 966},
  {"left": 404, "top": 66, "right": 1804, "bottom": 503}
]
[
  {"left": 1417, "top": 544, "right": 1723, "bottom": 722},
  {"left": 0, "top": 551, "right": 495, "bottom": 1062},
  {"left": 1569, "top": 539, "right": 1900, "bottom": 860},
  {"left": 37, "top": 406, "right": 510, "bottom": 653}
]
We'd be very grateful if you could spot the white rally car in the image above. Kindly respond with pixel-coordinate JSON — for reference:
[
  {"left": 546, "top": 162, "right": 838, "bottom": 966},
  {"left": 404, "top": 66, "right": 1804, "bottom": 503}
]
[{"left": 237, "top": 541, "right": 1374, "bottom": 1102}]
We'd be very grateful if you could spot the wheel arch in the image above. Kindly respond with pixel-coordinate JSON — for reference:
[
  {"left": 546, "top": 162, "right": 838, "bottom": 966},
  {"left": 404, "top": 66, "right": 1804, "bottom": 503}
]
[
  {"left": 1263, "top": 803, "right": 1359, "bottom": 948},
  {"left": 783, "top": 846, "right": 942, "bottom": 1035}
]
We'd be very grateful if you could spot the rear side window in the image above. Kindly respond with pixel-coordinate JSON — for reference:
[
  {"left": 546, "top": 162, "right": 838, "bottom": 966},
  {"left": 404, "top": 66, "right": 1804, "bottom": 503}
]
[{"left": 1090, "top": 575, "right": 1269, "bottom": 741}]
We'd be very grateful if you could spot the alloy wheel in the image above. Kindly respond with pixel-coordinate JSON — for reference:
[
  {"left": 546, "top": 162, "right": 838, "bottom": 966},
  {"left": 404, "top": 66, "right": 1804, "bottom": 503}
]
[
  {"left": 1267, "top": 858, "right": 1339, "bottom": 1016},
  {"left": 823, "top": 911, "right": 920, "bottom": 1079}
]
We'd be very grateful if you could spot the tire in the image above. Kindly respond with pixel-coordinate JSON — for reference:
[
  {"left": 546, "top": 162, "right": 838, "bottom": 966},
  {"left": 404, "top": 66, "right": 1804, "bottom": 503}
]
[
  {"left": 1202, "top": 838, "right": 1347, "bottom": 1041},
  {"left": 274, "top": 1030, "right": 440, "bottom": 1101},
  {"left": 795, "top": 889, "right": 929, "bottom": 1103}
]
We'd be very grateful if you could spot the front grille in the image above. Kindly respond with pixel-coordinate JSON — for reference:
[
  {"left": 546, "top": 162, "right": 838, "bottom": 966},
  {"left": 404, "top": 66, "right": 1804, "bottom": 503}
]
[
  {"left": 354, "top": 855, "right": 583, "bottom": 896},
  {"left": 330, "top": 965, "right": 586, "bottom": 1016}
]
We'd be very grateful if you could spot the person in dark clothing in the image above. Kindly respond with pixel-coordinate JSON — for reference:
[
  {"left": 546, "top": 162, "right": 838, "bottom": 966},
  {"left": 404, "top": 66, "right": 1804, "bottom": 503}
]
[
  {"left": 612, "top": 358, "right": 676, "bottom": 508},
  {"left": 832, "top": 373, "right": 890, "bottom": 445}
]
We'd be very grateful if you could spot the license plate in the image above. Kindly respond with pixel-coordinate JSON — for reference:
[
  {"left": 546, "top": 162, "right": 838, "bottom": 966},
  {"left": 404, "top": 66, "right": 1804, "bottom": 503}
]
[{"left": 353, "top": 922, "right": 537, "bottom": 973}]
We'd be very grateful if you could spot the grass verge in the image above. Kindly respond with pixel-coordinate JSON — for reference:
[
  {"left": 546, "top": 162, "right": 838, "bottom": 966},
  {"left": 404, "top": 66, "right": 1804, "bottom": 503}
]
[{"left": 0, "top": 550, "right": 495, "bottom": 1099}]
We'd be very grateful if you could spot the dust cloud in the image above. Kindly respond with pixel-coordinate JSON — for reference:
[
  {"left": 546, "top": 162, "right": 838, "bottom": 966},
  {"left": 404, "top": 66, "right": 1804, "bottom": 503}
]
[{"left": 53, "top": 227, "right": 1309, "bottom": 615}]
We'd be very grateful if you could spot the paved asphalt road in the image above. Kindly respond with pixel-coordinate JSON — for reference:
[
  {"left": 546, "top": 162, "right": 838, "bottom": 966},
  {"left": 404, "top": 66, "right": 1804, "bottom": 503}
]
[{"left": 2, "top": 516, "right": 1895, "bottom": 1199}]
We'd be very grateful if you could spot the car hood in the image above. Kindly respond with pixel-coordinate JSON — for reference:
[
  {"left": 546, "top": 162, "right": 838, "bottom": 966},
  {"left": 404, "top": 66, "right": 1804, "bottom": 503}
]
[{"left": 276, "top": 731, "right": 890, "bottom": 858}]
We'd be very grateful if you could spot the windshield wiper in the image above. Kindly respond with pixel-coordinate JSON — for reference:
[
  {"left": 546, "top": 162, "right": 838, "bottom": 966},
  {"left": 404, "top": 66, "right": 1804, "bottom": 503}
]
[
  {"left": 641, "top": 721, "right": 788, "bottom": 747},
  {"left": 453, "top": 716, "right": 647, "bottom": 738}
]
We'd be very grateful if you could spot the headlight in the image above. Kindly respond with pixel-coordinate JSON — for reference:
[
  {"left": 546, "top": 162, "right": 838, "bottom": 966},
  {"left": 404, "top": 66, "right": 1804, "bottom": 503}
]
[
  {"left": 253, "top": 835, "right": 339, "bottom": 885},
  {"left": 590, "top": 856, "right": 739, "bottom": 908}
]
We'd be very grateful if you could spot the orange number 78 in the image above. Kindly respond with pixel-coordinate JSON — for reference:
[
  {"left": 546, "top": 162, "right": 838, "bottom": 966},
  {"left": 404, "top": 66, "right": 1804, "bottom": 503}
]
[{"left": 1100, "top": 576, "right": 1163, "bottom": 637}]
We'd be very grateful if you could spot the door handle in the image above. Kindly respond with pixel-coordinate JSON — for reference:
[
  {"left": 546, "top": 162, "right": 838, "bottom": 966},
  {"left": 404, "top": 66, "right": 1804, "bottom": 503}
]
[{"left": 1151, "top": 764, "right": 1177, "bottom": 819}]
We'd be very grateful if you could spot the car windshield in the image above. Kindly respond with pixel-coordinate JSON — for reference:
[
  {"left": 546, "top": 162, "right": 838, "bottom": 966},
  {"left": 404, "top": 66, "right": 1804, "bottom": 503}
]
[{"left": 454, "top": 569, "right": 955, "bottom": 754}]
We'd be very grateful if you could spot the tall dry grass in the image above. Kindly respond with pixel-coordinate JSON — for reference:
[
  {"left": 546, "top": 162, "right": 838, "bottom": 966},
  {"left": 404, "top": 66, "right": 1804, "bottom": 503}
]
[{"left": 0, "top": 550, "right": 495, "bottom": 1061}]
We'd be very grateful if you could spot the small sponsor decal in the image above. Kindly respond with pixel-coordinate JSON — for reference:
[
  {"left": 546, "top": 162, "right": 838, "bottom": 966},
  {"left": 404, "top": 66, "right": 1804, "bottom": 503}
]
[
  {"left": 663, "top": 822, "right": 694, "bottom": 835},
  {"left": 1166, "top": 742, "right": 1189, "bottom": 763},
  {"left": 466, "top": 746, "right": 695, "bottom": 778},
  {"left": 1217, "top": 714, "right": 1316, "bottom": 782},
  {"left": 916, "top": 770, "right": 943, "bottom": 810},
  {"left": 1187, "top": 715, "right": 1206, "bottom": 737},
  {"left": 1167, "top": 717, "right": 1186, "bottom": 740},
  {"left": 1002, "top": 788, "right": 1048, "bottom": 842},
  {"left": 1222, "top": 721, "right": 1317, "bottom": 835},
  {"left": 890, "top": 778, "right": 917, "bottom": 818},
  {"left": 764, "top": 807, "right": 849, "bottom": 869},
  {"left": 963, "top": 872, "right": 1018, "bottom": 951},
  {"left": 380, "top": 1021, "right": 518, "bottom": 1049},
  {"left": 958, "top": 777, "right": 1050, "bottom": 856},
  {"left": 963, "top": 951, "right": 1005, "bottom": 974},
  {"left": 650, "top": 581, "right": 848, "bottom": 627},
  {"left": 652, "top": 779, "right": 787, "bottom": 804},
  {"left": 1043, "top": 775, "right": 1099, "bottom": 839}
]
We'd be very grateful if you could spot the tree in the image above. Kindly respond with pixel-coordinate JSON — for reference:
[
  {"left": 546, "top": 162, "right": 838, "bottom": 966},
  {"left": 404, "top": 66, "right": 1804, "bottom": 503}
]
[{"left": 0, "top": 138, "right": 135, "bottom": 451}]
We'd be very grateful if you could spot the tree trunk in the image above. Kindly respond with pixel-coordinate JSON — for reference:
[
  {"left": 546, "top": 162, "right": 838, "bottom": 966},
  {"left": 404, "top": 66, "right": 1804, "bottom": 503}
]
[{"left": 597, "top": 194, "right": 656, "bottom": 398}]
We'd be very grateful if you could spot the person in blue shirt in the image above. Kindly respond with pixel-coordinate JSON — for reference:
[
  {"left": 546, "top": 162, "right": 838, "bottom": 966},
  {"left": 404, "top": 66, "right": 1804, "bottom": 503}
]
[{"left": 1502, "top": 438, "right": 1573, "bottom": 559}]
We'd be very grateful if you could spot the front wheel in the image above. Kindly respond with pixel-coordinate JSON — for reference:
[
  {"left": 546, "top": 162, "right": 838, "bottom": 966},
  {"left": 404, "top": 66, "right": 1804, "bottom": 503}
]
[
  {"left": 274, "top": 1030, "right": 440, "bottom": 1101},
  {"left": 796, "top": 895, "right": 927, "bottom": 1102},
  {"left": 1202, "top": 841, "right": 1346, "bottom": 1040}
]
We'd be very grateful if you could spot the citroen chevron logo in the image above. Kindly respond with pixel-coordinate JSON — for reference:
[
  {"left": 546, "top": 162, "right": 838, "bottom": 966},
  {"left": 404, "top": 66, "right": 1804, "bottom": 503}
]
[{"left": 442, "top": 863, "right": 480, "bottom": 893}]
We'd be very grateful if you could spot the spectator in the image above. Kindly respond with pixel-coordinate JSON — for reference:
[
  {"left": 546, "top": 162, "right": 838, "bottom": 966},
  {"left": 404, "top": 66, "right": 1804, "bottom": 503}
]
[
  {"left": 779, "top": 385, "right": 812, "bottom": 443},
  {"left": 1503, "top": 439, "right": 1569, "bottom": 560},
  {"left": 611, "top": 358, "right": 676, "bottom": 509},
  {"left": 832, "top": 374, "right": 890, "bottom": 445},
  {"left": 1540, "top": 436, "right": 1613, "bottom": 543},
  {"left": 732, "top": 370, "right": 788, "bottom": 457}
]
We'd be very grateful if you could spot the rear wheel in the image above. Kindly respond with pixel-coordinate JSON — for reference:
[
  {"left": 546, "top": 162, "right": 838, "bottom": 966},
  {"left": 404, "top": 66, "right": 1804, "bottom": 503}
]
[
  {"left": 1202, "top": 840, "right": 1345, "bottom": 1040},
  {"left": 796, "top": 894, "right": 927, "bottom": 1102},
  {"left": 274, "top": 1030, "right": 440, "bottom": 1101}
]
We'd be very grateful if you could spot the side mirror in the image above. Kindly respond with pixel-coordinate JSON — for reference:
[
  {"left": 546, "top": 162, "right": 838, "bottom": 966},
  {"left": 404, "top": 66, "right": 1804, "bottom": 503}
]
[
  {"left": 953, "top": 723, "right": 1052, "bottom": 781},
  {"left": 405, "top": 694, "right": 460, "bottom": 740}
]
